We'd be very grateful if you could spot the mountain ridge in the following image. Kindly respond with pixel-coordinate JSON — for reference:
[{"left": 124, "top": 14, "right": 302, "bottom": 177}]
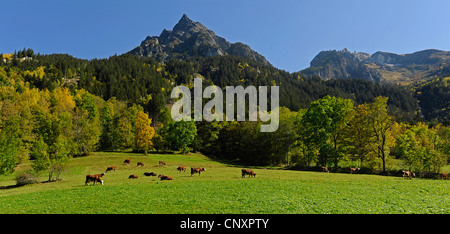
[
  {"left": 127, "top": 14, "right": 270, "bottom": 65},
  {"left": 301, "top": 48, "right": 450, "bottom": 84}
]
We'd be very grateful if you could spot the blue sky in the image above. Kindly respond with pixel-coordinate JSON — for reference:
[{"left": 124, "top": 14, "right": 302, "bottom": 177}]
[{"left": 2, "top": 0, "right": 450, "bottom": 72}]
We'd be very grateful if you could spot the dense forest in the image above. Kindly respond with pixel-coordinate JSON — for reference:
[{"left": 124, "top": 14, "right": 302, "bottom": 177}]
[
  {"left": 0, "top": 49, "right": 448, "bottom": 180},
  {"left": 414, "top": 77, "right": 450, "bottom": 124}
]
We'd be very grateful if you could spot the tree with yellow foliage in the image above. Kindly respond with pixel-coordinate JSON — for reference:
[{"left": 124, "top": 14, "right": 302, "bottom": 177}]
[
  {"left": 134, "top": 111, "right": 155, "bottom": 155},
  {"left": 50, "top": 87, "right": 75, "bottom": 114}
]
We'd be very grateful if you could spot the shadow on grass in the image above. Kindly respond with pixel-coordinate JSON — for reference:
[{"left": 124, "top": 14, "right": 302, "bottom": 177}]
[
  {"left": 0, "top": 184, "right": 22, "bottom": 190},
  {"left": 0, "top": 179, "right": 62, "bottom": 190}
]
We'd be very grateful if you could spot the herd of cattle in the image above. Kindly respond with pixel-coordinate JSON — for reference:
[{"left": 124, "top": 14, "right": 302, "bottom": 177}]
[
  {"left": 85, "top": 158, "right": 214, "bottom": 186},
  {"left": 85, "top": 158, "right": 448, "bottom": 185}
]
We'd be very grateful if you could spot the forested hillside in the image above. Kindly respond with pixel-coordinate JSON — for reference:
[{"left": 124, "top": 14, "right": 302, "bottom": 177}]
[
  {"left": 0, "top": 49, "right": 448, "bottom": 179},
  {"left": 2, "top": 49, "right": 420, "bottom": 121}
]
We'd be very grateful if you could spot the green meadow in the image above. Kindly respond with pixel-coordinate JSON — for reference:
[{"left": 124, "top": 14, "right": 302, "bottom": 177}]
[{"left": 0, "top": 152, "right": 448, "bottom": 214}]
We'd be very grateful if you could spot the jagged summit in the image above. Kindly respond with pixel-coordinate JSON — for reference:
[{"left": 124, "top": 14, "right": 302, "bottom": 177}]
[
  {"left": 127, "top": 14, "right": 269, "bottom": 65},
  {"left": 180, "top": 13, "right": 191, "bottom": 22},
  {"left": 174, "top": 14, "right": 196, "bottom": 29}
]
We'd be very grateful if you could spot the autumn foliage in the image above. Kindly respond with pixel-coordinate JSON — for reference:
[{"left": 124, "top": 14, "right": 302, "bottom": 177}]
[{"left": 134, "top": 111, "right": 155, "bottom": 154}]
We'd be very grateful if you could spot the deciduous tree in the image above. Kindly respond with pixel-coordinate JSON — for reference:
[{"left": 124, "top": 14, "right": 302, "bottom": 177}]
[
  {"left": 164, "top": 120, "right": 197, "bottom": 154},
  {"left": 134, "top": 111, "right": 155, "bottom": 154},
  {"left": 300, "top": 95, "right": 353, "bottom": 169},
  {"left": 366, "top": 96, "right": 395, "bottom": 174}
]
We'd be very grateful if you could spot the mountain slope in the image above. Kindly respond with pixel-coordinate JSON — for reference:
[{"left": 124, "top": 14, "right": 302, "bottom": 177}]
[
  {"left": 301, "top": 48, "right": 450, "bottom": 84},
  {"left": 301, "top": 48, "right": 382, "bottom": 82},
  {"left": 127, "top": 14, "right": 269, "bottom": 65}
]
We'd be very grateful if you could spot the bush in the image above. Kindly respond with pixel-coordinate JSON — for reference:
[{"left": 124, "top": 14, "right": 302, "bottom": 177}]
[{"left": 15, "top": 171, "right": 39, "bottom": 186}]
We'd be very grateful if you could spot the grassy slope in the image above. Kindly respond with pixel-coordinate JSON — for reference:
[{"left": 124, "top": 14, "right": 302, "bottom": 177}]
[{"left": 0, "top": 152, "right": 448, "bottom": 214}]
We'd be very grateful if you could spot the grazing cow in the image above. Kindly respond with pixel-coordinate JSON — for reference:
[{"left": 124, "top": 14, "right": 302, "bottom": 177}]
[
  {"left": 322, "top": 166, "right": 329, "bottom": 173},
  {"left": 350, "top": 167, "right": 360, "bottom": 174},
  {"left": 242, "top": 168, "right": 249, "bottom": 178},
  {"left": 85, "top": 174, "right": 103, "bottom": 186},
  {"left": 123, "top": 159, "right": 131, "bottom": 165},
  {"left": 106, "top": 166, "right": 116, "bottom": 172},
  {"left": 191, "top": 167, "right": 206, "bottom": 176},
  {"left": 241, "top": 168, "right": 256, "bottom": 178},
  {"left": 158, "top": 174, "right": 173, "bottom": 180},
  {"left": 85, "top": 174, "right": 95, "bottom": 186},
  {"left": 137, "top": 162, "right": 144, "bottom": 167},
  {"left": 94, "top": 175, "right": 103, "bottom": 185},
  {"left": 177, "top": 166, "right": 187, "bottom": 172},
  {"left": 128, "top": 174, "right": 138, "bottom": 179},
  {"left": 144, "top": 172, "right": 157, "bottom": 176},
  {"left": 402, "top": 170, "right": 415, "bottom": 180},
  {"left": 159, "top": 161, "right": 167, "bottom": 167},
  {"left": 442, "top": 172, "right": 447, "bottom": 180}
]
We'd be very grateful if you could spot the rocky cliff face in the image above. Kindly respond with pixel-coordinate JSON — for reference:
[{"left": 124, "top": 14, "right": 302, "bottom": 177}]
[
  {"left": 301, "top": 48, "right": 450, "bottom": 83},
  {"left": 302, "top": 49, "right": 382, "bottom": 82},
  {"left": 367, "top": 49, "right": 450, "bottom": 66},
  {"left": 127, "top": 14, "right": 269, "bottom": 65}
]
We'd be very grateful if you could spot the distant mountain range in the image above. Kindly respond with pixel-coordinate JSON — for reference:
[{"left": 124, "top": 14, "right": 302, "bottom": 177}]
[
  {"left": 300, "top": 48, "right": 450, "bottom": 84},
  {"left": 127, "top": 14, "right": 269, "bottom": 65},
  {"left": 127, "top": 14, "right": 450, "bottom": 85}
]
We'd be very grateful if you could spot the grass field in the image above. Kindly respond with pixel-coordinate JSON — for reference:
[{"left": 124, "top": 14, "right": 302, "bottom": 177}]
[{"left": 0, "top": 152, "right": 448, "bottom": 214}]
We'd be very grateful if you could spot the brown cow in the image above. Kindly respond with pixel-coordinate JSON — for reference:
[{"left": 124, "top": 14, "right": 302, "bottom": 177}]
[
  {"left": 442, "top": 172, "right": 447, "bottom": 180},
  {"left": 242, "top": 168, "right": 256, "bottom": 178},
  {"left": 144, "top": 172, "right": 157, "bottom": 176},
  {"left": 242, "top": 168, "right": 249, "bottom": 178},
  {"left": 137, "top": 162, "right": 144, "bottom": 167},
  {"left": 128, "top": 174, "right": 138, "bottom": 179},
  {"left": 322, "top": 166, "right": 329, "bottom": 173},
  {"left": 106, "top": 166, "right": 116, "bottom": 172},
  {"left": 402, "top": 170, "right": 415, "bottom": 180},
  {"left": 350, "top": 167, "right": 360, "bottom": 174},
  {"left": 158, "top": 174, "right": 173, "bottom": 180},
  {"left": 85, "top": 174, "right": 104, "bottom": 186},
  {"left": 177, "top": 166, "right": 187, "bottom": 172},
  {"left": 123, "top": 159, "right": 131, "bottom": 165},
  {"left": 85, "top": 174, "right": 95, "bottom": 185},
  {"left": 191, "top": 167, "right": 206, "bottom": 176},
  {"left": 159, "top": 161, "right": 167, "bottom": 167}
]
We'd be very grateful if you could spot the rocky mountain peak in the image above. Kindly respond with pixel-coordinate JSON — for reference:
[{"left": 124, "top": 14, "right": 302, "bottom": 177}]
[
  {"left": 304, "top": 49, "right": 382, "bottom": 82},
  {"left": 127, "top": 14, "right": 269, "bottom": 65},
  {"left": 179, "top": 13, "right": 191, "bottom": 23},
  {"left": 173, "top": 14, "right": 205, "bottom": 33}
]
